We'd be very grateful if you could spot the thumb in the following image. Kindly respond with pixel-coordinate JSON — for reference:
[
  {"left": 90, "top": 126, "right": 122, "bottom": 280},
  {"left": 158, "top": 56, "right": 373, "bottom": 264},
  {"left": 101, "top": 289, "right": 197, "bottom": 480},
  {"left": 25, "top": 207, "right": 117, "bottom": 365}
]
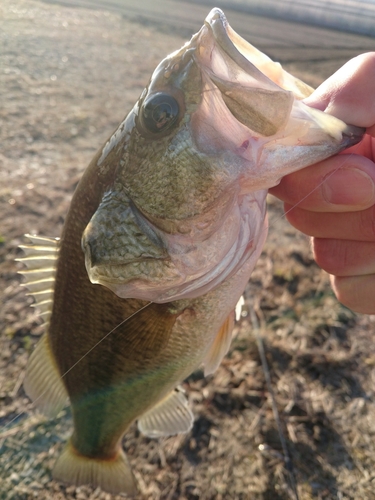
[{"left": 304, "top": 52, "right": 375, "bottom": 134}]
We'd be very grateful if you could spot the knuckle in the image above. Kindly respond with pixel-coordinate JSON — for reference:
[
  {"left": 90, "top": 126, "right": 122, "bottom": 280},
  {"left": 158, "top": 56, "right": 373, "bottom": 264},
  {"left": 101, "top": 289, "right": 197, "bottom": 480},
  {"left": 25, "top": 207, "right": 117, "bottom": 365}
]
[
  {"left": 332, "top": 275, "right": 375, "bottom": 314},
  {"left": 331, "top": 276, "right": 355, "bottom": 309},
  {"left": 358, "top": 205, "right": 375, "bottom": 241},
  {"left": 313, "top": 238, "right": 350, "bottom": 275}
]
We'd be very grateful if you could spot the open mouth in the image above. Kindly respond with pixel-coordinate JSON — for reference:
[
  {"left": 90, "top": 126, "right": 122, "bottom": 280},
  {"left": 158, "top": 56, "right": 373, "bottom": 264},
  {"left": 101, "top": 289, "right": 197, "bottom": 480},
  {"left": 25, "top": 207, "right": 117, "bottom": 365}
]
[
  {"left": 203, "top": 8, "right": 314, "bottom": 100},
  {"left": 204, "top": 9, "right": 283, "bottom": 91},
  {"left": 191, "top": 9, "right": 305, "bottom": 139},
  {"left": 194, "top": 9, "right": 364, "bottom": 148},
  {"left": 82, "top": 8, "right": 365, "bottom": 304}
]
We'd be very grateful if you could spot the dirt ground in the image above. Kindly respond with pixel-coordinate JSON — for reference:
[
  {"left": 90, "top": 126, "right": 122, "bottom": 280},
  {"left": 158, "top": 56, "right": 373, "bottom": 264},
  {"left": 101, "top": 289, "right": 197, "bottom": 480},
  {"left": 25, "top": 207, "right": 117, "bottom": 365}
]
[{"left": 1, "top": 1, "right": 375, "bottom": 499}]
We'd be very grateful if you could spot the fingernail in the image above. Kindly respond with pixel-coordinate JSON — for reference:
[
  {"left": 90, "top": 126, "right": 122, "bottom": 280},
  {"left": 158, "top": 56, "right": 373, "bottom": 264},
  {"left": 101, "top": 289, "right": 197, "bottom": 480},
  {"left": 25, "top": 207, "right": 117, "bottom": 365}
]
[{"left": 322, "top": 168, "right": 375, "bottom": 205}]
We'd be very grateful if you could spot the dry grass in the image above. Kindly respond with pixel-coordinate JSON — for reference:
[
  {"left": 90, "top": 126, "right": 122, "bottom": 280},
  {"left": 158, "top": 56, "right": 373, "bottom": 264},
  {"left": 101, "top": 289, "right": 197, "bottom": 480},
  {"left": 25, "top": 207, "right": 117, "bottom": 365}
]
[{"left": 1, "top": 1, "right": 375, "bottom": 498}]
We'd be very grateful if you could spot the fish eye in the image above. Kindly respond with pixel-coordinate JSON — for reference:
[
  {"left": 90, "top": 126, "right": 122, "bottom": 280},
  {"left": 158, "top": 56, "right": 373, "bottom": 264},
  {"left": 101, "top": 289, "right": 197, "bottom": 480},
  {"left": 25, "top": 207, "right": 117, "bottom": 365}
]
[{"left": 140, "top": 93, "right": 180, "bottom": 135}]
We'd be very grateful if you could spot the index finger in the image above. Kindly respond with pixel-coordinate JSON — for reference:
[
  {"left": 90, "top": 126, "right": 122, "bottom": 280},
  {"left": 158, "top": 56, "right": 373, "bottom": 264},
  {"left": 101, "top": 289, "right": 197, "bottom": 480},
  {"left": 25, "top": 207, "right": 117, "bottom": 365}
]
[
  {"left": 269, "top": 153, "right": 375, "bottom": 212},
  {"left": 304, "top": 52, "right": 375, "bottom": 130}
]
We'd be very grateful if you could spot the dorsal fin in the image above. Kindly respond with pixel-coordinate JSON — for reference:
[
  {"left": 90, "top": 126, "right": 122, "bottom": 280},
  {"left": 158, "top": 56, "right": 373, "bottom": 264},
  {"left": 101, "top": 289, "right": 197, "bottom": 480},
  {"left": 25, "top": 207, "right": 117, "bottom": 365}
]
[
  {"left": 17, "top": 234, "right": 59, "bottom": 323},
  {"left": 137, "top": 387, "right": 194, "bottom": 438}
]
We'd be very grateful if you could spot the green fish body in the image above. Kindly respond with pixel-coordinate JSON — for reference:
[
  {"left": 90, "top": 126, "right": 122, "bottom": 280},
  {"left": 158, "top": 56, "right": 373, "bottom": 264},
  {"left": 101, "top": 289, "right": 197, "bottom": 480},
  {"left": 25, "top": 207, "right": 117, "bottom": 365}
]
[{"left": 20, "top": 8, "right": 363, "bottom": 495}]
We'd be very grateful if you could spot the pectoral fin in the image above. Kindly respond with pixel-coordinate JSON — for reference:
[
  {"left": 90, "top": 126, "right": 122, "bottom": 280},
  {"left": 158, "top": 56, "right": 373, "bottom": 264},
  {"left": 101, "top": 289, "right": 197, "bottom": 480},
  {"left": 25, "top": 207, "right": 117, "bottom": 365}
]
[
  {"left": 203, "top": 311, "right": 235, "bottom": 376},
  {"left": 137, "top": 387, "right": 194, "bottom": 438},
  {"left": 117, "top": 303, "right": 179, "bottom": 359}
]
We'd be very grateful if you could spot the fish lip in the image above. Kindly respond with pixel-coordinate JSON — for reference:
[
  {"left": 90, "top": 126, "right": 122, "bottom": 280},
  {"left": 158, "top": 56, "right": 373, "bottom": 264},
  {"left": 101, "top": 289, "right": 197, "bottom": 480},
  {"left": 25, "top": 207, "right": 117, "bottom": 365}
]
[
  {"left": 341, "top": 124, "right": 366, "bottom": 147},
  {"left": 202, "top": 8, "right": 273, "bottom": 88},
  {"left": 204, "top": 8, "right": 236, "bottom": 53},
  {"left": 83, "top": 237, "right": 168, "bottom": 283},
  {"left": 204, "top": 8, "right": 231, "bottom": 44},
  {"left": 85, "top": 255, "right": 170, "bottom": 277},
  {"left": 204, "top": 9, "right": 245, "bottom": 67},
  {"left": 86, "top": 260, "right": 187, "bottom": 303}
]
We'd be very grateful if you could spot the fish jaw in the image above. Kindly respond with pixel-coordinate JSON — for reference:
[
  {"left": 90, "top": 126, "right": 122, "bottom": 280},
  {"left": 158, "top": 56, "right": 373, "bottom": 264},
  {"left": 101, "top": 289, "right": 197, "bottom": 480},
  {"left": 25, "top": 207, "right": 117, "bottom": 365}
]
[
  {"left": 82, "top": 8, "right": 364, "bottom": 303},
  {"left": 191, "top": 8, "right": 365, "bottom": 192},
  {"left": 83, "top": 188, "right": 268, "bottom": 302}
]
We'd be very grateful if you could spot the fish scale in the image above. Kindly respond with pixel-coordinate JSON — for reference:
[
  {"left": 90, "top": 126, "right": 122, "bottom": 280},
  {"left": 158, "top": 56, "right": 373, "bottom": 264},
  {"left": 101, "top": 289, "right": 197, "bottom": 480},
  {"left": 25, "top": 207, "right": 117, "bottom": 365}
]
[{"left": 20, "top": 7, "right": 364, "bottom": 495}]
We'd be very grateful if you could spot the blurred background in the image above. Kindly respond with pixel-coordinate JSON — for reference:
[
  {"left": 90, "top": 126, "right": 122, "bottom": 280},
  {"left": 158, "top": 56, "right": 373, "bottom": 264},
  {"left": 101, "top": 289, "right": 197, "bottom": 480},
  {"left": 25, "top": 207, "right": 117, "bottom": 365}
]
[
  {"left": 1, "top": 1, "right": 375, "bottom": 499},
  {"left": 188, "top": 0, "right": 375, "bottom": 36}
]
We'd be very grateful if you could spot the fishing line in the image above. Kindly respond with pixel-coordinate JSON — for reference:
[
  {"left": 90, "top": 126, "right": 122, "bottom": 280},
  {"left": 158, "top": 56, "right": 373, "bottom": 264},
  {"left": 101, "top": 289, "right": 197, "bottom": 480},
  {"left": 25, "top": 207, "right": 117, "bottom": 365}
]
[
  {"left": 280, "top": 154, "right": 354, "bottom": 218},
  {"left": 0, "top": 152, "right": 356, "bottom": 436},
  {"left": 0, "top": 301, "right": 153, "bottom": 435},
  {"left": 0, "top": 147, "right": 360, "bottom": 480},
  {"left": 58, "top": 301, "right": 153, "bottom": 379}
]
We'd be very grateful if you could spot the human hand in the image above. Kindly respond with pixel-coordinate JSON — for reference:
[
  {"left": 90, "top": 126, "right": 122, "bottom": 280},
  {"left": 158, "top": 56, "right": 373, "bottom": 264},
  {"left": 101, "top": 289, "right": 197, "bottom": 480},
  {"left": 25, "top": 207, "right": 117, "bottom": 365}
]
[{"left": 270, "top": 53, "right": 375, "bottom": 314}]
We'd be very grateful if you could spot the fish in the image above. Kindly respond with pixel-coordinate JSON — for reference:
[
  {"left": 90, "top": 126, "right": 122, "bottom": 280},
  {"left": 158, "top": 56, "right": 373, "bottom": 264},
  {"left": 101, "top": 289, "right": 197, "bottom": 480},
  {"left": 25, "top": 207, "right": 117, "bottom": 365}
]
[{"left": 19, "top": 7, "right": 364, "bottom": 496}]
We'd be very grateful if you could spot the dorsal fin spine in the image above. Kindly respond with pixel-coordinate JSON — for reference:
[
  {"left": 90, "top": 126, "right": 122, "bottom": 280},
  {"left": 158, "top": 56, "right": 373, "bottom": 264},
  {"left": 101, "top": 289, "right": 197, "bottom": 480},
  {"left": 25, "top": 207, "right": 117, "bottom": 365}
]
[{"left": 18, "top": 234, "right": 59, "bottom": 323}]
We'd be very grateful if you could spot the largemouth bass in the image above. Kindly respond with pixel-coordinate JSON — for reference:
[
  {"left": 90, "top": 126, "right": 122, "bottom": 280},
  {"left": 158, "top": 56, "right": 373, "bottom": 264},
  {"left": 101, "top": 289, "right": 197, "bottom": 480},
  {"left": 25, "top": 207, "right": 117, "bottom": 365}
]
[{"left": 19, "top": 8, "right": 363, "bottom": 495}]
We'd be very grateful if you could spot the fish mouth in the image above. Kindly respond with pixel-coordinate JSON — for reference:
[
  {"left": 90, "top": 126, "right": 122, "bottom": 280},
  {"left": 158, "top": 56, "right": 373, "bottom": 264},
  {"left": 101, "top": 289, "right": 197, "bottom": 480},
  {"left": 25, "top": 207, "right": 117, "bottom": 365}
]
[
  {"left": 84, "top": 245, "right": 188, "bottom": 304},
  {"left": 199, "top": 8, "right": 364, "bottom": 140},
  {"left": 203, "top": 9, "right": 289, "bottom": 94},
  {"left": 202, "top": 8, "right": 312, "bottom": 98},
  {"left": 82, "top": 9, "right": 365, "bottom": 304},
  {"left": 191, "top": 8, "right": 364, "bottom": 187},
  {"left": 192, "top": 8, "right": 304, "bottom": 138}
]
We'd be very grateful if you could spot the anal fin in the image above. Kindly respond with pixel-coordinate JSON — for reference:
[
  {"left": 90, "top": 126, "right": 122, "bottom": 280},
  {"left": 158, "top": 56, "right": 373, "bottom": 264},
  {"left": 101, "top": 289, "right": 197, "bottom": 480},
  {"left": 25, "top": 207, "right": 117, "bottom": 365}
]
[
  {"left": 53, "top": 440, "right": 137, "bottom": 496},
  {"left": 203, "top": 311, "right": 235, "bottom": 376},
  {"left": 138, "top": 387, "right": 193, "bottom": 438},
  {"left": 23, "top": 333, "right": 68, "bottom": 417}
]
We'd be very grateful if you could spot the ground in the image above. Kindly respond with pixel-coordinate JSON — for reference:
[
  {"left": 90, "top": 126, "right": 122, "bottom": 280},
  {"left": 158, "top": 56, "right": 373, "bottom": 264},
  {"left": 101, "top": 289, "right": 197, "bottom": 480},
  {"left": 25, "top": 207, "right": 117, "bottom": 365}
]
[{"left": 1, "top": 1, "right": 375, "bottom": 499}]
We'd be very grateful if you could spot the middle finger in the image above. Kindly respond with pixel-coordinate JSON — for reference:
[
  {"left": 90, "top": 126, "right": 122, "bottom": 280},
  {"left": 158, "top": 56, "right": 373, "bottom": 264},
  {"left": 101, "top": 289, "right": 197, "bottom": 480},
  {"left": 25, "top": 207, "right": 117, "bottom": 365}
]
[{"left": 285, "top": 204, "right": 375, "bottom": 241}]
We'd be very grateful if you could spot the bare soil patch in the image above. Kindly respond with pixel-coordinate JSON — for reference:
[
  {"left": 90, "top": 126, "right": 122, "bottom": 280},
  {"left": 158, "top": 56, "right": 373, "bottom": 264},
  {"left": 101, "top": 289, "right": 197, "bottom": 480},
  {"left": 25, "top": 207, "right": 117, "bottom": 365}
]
[{"left": 1, "top": 1, "right": 375, "bottom": 499}]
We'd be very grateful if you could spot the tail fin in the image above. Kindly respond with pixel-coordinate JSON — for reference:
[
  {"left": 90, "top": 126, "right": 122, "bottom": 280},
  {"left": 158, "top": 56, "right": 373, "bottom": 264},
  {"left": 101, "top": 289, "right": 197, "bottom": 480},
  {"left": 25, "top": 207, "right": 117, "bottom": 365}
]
[{"left": 53, "top": 440, "right": 137, "bottom": 496}]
